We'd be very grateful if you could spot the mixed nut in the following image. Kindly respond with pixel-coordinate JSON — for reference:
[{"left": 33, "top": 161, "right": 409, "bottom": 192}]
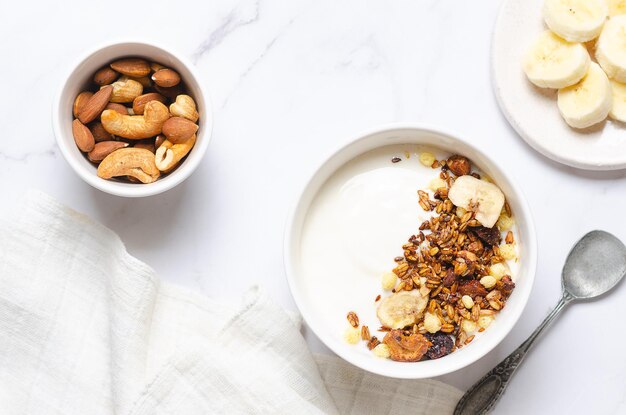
[
  {"left": 345, "top": 152, "right": 518, "bottom": 362},
  {"left": 71, "top": 57, "right": 200, "bottom": 184}
]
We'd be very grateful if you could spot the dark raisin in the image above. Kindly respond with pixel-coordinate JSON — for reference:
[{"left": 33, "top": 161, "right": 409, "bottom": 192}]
[
  {"left": 447, "top": 292, "right": 461, "bottom": 304},
  {"left": 471, "top": 226, "right": 501, "bottom": 246},
  {"left": 391, "top": 157, "right": 401, "bottom": 163},
  {"left": 425, "top": 333, "right": 454, "bottom": 359},
  {"left": 442, "top": 268, "right": 457, "bottom": 287}
]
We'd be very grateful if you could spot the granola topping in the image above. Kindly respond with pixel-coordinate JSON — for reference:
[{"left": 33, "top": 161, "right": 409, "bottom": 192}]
[{"left": 344, "top": 151, "right": 518, "bottom": 360}]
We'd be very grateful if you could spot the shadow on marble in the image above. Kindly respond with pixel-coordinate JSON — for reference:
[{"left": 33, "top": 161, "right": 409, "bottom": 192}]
[{"left": 87, "top": 178, "right": 191, "bottom": 250}]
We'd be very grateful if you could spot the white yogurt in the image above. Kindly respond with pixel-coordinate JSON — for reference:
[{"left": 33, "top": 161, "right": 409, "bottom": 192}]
[{"left": 298, "top": 144, "right": 519, "bottom": 348}]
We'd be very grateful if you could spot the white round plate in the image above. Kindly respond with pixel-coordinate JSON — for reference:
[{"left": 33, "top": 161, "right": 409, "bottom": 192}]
[{"left": 492, "top": 0, "right": 626, "bottom": 171}]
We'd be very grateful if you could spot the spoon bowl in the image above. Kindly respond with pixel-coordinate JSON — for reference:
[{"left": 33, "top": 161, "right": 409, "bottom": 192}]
[{"left": 562, "top": 230, "right": 626, "bottom": 299}]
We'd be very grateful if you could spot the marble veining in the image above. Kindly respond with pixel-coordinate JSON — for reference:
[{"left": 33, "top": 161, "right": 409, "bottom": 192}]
[
  {"left": 1, "top": 1, "right": 626, "bottom": 413},
  {"left": 192, "top": 0, "right": 261, "bottom": 63}
]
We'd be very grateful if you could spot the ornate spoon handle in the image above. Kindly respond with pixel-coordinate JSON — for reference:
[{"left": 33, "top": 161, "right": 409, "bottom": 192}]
[{"left": 453, "top": 292, "right": 574, "bottom": 415}]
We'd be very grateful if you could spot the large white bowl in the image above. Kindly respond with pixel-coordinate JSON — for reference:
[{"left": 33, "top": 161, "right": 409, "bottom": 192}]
[
  {"left": 284, "top": 124, "right": 537, "bottom": 379},
  {"left": 52, "top": 41, "right": 213, "bottom": 197}
]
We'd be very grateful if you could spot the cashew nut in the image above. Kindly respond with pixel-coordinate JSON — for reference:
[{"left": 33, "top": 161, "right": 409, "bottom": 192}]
[
  {"left": 107, "top": 76, "right": 144, "bottom": 103},
  {"left": 97, "top": 148, "right": 160, "bottom": 183},
  {"left": 101, "top": 100, "right": 170, "bottom": 139},
  {"left": 155, "top": 135, "right": 196, "bottom": 172},
  {"left": 169, "top": 94, "right": 199, "bottom": 122}
]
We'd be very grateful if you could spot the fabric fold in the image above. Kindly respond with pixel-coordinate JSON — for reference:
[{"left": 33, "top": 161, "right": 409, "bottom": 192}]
[{"left": 0, "top": 191, "right": 461, "bottom": 415}]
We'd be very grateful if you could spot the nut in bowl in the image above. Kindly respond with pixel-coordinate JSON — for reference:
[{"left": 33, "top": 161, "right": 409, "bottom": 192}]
[
  {"left": 53, "top": 41, "right": 212, "bottom": 197},
  {"left": 284, "top": 125, "right": 537, "bottom": 378}
]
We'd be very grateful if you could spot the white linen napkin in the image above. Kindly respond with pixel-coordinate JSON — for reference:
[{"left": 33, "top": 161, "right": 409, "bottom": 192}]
[{"left": 0, "top": 191, "right": 461, "bottom": 414}]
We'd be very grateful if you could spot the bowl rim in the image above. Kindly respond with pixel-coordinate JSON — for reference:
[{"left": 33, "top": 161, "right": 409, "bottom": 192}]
[
  {"left": 52, "top": 39, "right": 213, "bottom": 198},
  {"left": 283, "top": 122, "right": 538, "bottom": 379}
]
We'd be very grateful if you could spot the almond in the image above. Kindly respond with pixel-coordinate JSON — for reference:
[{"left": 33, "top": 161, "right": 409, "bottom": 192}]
[
  {"left": 155, "top": 134, "right": 166, "bottom": 149},
  {"left": 94, "top": 67, "right": 118, "bottom": 85},
  {"left": 106, "top": 103, "right": 128, "bottom": 115},
  {"left": 73, "top": 91, "right": 93, "bottom": 118},
  {"left": 78, "top": 85, "right": 112, "bottom": 124},
  {"left": 88, "top": 141, "right": 129, "bottom": 162},
  {"left": 150, "top": 62, "right": 167, "bottom": 73},
  {"left": 72, "top": 119, "right": 95, "bottom": 152},
  {"left": 89, "top": 122, "right": 114, "bottom": 142},
  {"left": 152, "top": 68, "right": 181, "bottom": 87},
  {"left": 447, "top": 155, "right": 471, "bottom": 176},
  {"left": 155, "top": 83, "right": 183, "bottom": 99},
  {"left": 162, "top": 117, "right": 199, "bottom": 144},
  {"left": 110, "top": 58, "right": 150, "bottom": 77},
  {"left": 132, "top": 92, "right": 167, "bottom": 115}
]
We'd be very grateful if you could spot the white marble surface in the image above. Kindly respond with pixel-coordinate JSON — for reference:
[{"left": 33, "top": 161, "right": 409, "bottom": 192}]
[{"left": 2, "top": 1, "right": 626, "bottom": 413}]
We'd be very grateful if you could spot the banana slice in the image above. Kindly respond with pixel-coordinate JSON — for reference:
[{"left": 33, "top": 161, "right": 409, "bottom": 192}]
[
  {"left": 608, "top": 0, "right": 626, "bottom": 16},
  {"left": 557, "top": 62, "right": 612, "bottom": 128},
  {"left": 448, "top": 176, "right": 505, "bottom": 229},
  {"left": 377, "top": 290, "right": 427, "bottom": 329},
  {"left": 609, "top": 80, "right": 626, "bottom": 122},
  {"left": 596, "top": 15, "right": 626, "bottom": 82},
  {"left": 543, "top": 0, "right": 608, "bottom": 42},
  {"left": 523, "top": 30, "right": 590, "bottom": 88}
]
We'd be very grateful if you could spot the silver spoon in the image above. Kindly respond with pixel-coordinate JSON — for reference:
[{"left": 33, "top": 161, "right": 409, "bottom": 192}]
[{"left": 454, "top": 230, "right": 626, "bottom": 415}]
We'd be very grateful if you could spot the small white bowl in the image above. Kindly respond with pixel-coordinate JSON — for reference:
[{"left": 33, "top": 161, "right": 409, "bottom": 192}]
[
  {"left": 52, "top": 40, "right": 213, "bottom": 197},
  {"left": 284, "top": 124, "right": 537, "bottom": 379}
]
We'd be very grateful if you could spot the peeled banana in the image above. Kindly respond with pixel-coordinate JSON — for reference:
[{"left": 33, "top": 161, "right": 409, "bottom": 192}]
[
  {"left": 448, "top": 176, "right": 505, "bottom": 229},
  {"left": 608, "top": 0, "right": 626, "bottom": 16},
  {"left": 609, "top": 80, "right": 626, "bottom": 122},
  {"left": 543, "top": 0, "right": 608, "bottom": 42},
  {"left": 523, "top": 30, "right": 590, "bottom": 88},
  {"left": 376, "top": 290, "right": 428, "bottom": 329},
  {"left": 596, "top": 15, "right": 626, "bottom": 82},
  {"left": 557, "top": 62, "right": 612, "bottom": 128}
]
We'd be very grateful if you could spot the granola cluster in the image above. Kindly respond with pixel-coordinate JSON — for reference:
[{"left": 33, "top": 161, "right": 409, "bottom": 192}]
[{"left": 345, "top": 152, "right": 517, "bottom": 362}]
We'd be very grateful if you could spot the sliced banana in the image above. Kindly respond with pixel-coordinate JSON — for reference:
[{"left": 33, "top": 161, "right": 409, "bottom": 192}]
[
  {"left": 523, "top": 30, "right": 590, "bottom": 88},
  {"left": 609, "top": 79, "right": 626, "bottom": 122},
  {"left": 448, "top": 176, "right": 505, "bottom": 229},
  {"left": 557, "top": 62, "right": 612, "bottom": 128},
  {"left": 608, "top": 0, "right": 626, "bottom": 16},
  {"left": 376, "top": 290, "right": 427, "bottom": 329},
  {"left": 543, "top": 0, "right": 608, "bottom": 42},
  {"left": 596, "top": 15, "right": 626, "bottom": 82}
]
